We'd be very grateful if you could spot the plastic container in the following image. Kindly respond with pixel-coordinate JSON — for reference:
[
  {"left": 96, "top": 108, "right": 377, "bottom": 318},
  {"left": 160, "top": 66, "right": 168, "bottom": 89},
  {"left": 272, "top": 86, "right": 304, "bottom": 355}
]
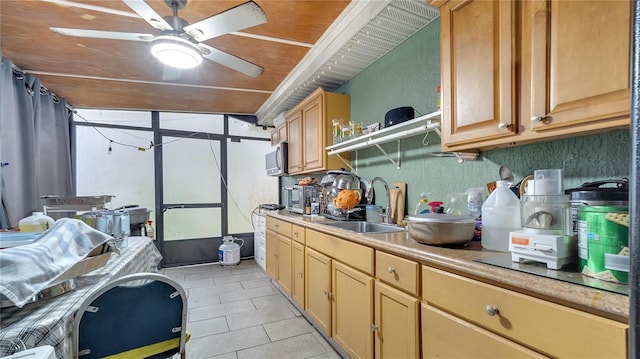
[
  {"left": 414, "top": 192, "right": 431, "bottom": 214},
  {"left": 577, "top": 205, "right": 629, "bottom": 283},
  {"left": 366, "top": 205, "right": 383, "bottom": 223},
  {"left": 145, "top": 220, "right": 155, "bottom": 239},
  {"left": 219, "top": 236, "right": 244, "bottom": 266},
  {"left": 18, "top": 212, "right": 55, "bottom": 233},
  {"left": 481, "top": 181, "right": 521, "bottom": 251}
]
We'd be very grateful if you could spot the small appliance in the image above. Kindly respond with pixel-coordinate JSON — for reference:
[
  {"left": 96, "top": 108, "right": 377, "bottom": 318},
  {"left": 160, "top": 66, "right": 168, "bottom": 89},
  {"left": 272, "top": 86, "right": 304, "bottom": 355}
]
[
  {"left": 265, "top": 142, "right": 288, "bottom": 176},
  {"left": 319, "top": 170, "right": 371, "bottom": 221},
  {"left": 509, "top": 169, "right": 577, "bottom": 270},
  {"left": 284, "top": 185, "right": 319, "bottom": 214}
]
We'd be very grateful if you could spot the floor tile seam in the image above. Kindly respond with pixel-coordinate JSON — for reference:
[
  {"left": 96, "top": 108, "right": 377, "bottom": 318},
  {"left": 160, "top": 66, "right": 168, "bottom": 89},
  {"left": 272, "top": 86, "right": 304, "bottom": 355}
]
[{"left": 218, "top": 291, "right": 281, "bottom": 304}]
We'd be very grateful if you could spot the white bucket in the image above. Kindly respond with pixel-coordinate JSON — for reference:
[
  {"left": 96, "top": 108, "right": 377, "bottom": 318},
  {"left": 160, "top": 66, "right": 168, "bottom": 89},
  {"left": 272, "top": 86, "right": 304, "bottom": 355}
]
[{"left": 219, "top": 236, "right": 244, "bottom": 266}]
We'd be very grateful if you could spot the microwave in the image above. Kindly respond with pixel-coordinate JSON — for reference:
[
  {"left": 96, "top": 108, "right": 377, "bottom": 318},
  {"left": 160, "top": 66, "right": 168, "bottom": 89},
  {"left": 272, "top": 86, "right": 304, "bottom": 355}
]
[
  {"left": 284, "top": 185, "right": 318, "bottom": 214},
  {"left": 265, "top": 142, "right": 288, "bottom": 176}
]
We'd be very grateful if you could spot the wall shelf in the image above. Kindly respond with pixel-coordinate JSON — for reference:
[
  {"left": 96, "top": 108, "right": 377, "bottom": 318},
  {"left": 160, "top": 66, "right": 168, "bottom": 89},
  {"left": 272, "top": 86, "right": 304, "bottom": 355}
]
[{"left": 325, "top": 111, "right": 441, "bottom": 170}]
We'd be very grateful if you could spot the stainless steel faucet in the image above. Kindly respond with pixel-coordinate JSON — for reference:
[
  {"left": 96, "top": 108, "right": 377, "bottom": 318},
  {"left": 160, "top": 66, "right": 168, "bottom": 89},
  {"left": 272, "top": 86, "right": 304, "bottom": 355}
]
[{"left": 370, "top": 177, "right": 391, "bottom": 223}]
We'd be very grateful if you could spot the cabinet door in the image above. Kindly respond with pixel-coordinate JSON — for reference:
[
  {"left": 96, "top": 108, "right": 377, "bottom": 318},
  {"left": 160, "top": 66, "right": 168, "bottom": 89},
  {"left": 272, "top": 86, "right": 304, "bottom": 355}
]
[
  {"left": 265, "top": 229, "right": 277, "bottom": 280},
  {"left": 291, "top": 241, "right": 305, "bottom": 308},
  {"left": 270, "top": 129, "right": 279, "bottom": 145},
  {"left": 529, "top": 0, "right": 630, "bottom": 131},
  {"left": 277, "top": 123, "right": 288, "bottom": 143},
  {"left": 421, "top": 304, "right": 547, "bottom": 358},
  {"left": 276, "top": 234, "right": 292, "bottom": 295},
  {"left": 305, "top": 247, "right": 332, "bottom": 335},
  {"left": 374, "top": 281, "right": 419, "bottom": 359},
  {"left": 302, "top": 93, "right": 324, "bottom": 172},
  {"left": 287, "top": 110, "right": 303, "bottom": 173},
  {"left": 440, "top": 0, "right": 516, "bottom": 149},
  {"left": 332, "top": 261, "right": 374, "bottom": 359}
]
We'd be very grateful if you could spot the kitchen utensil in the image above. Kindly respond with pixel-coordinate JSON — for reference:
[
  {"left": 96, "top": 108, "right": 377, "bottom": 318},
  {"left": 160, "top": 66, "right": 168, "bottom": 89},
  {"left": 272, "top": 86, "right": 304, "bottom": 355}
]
[{"left": 406, "top": 213, "right": 475, "bottom": 245}]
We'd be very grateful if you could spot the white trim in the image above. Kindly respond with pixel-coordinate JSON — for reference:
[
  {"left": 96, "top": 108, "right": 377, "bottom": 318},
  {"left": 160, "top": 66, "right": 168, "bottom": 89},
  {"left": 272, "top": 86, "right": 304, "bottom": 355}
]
[
  {"left": 42, "top": 0, "right": 140, "bottom": 18},
  {"left": 24, "top": 71, "right": 273, "bottom": 94}
]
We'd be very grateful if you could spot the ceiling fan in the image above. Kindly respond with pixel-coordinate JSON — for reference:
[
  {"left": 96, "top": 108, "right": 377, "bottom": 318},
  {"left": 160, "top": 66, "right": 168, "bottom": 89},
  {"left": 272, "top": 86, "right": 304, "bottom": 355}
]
[{"left": 49, "top": 0, "right": 267, "bottom": 77}]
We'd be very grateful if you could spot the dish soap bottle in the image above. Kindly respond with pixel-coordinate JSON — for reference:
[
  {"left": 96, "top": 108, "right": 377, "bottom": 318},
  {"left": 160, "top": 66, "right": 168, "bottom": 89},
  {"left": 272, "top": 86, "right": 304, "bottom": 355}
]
[
  {"left": 481, "top": 180, "right": 521, "bottom": 251},
  {"left": 414, "top": 192, "right": 431, "bottom": 214}
]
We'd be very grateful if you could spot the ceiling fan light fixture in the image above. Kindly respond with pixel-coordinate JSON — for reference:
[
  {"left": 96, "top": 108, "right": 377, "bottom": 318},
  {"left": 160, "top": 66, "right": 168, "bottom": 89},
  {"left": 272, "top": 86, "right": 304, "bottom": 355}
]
[{"left": 150, "top": 35, "right": 202, "bottom": 69}]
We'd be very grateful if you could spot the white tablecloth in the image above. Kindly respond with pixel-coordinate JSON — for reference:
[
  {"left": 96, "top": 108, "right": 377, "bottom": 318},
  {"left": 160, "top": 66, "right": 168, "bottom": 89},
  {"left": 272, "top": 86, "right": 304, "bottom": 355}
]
[{"left": 0, "top": 237, "right": 162, "bottom": 358}]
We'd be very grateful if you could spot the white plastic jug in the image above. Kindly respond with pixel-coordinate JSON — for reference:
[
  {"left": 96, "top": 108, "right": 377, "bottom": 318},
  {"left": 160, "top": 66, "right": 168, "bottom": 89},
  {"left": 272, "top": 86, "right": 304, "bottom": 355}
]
[
  {"left": 219, "top": 236, "right": 244, "bottom": 266},
  {"left": 18, "top": 212, "right": 55, "bottom": 233},
  {"left": 481, "top": 181, "right": 521, "bottom": 251}
]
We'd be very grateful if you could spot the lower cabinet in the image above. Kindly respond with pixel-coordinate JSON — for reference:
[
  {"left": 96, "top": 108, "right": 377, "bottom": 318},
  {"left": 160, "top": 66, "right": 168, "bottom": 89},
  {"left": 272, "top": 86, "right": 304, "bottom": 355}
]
[
  {"left": 421, "top": 303, "right": 546, "bottom": 358},
  {"left": 421, "top": 265, "right": 628, "bottom": 358},
  {"left": 291, "top": 241, "right": 305, "bottom": 308},
  {"left": 374, "top": 281, "right": 420, "bottom": 359},
  {"left": 332, "top": 261, "right": 374, "bottom": 359},
  {"left": 305, "top": 230, "right": 375, "bottom": 359},
  {"left": 265, "top": 229, "right": 292, "bottom": 295}
]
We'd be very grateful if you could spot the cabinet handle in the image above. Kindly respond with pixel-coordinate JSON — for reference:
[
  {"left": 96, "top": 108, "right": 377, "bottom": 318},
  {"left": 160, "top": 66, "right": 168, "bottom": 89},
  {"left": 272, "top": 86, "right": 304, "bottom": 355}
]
[
  {"left": 371, "top": 324, "right": 378, "bottom": 332},
  {"left": 298, "top": 272, "right": 303, "bottom": 278},
  {"left": 387, "top": 266, "right": 395, "bottom": 274},
  {"left": 324, "top": 290, "right": 330, "bottom": 296},
  {"left": 485, "top": 305, "right": 499, "bottom": 317},
  {"left": 498, "top": 123, "right": 510, "bottom": 130},
  {"left": 294, "top": 231, "right": 298, "bottom": 237},
  {"left": 531, "top": 114, "right": 543, "bottom": 123}
]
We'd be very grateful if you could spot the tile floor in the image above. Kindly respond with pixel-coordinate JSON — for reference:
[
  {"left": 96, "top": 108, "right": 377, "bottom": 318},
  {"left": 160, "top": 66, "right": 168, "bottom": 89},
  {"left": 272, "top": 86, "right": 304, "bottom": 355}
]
[{"left": 161, "top": 259, "right": 343, "bottom": 359}]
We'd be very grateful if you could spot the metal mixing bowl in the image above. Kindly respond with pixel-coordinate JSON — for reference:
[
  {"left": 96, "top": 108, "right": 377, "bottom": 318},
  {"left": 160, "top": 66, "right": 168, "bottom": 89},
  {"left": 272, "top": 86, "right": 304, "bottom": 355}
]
[{"left": 406, "top": 213, "right": 475, "bottom": 245}]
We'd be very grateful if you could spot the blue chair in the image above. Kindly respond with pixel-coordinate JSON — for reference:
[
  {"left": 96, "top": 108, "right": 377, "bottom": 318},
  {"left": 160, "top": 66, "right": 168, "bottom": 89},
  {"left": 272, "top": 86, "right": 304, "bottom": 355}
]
[{"left": 72, "top": 273, "right": 188, "bottom": 359}]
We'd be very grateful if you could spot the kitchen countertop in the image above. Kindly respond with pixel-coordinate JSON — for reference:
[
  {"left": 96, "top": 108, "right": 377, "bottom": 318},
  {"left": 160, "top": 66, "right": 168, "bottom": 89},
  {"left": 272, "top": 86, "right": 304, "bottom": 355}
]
[{"left": 267, "top": 211, "right": 630, "bottom": 323}]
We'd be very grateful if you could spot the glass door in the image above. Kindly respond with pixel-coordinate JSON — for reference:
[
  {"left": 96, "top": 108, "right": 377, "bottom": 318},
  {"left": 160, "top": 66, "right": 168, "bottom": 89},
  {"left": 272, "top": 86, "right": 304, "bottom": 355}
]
[{"left": 159, "top": 134, "right": 224, "bottom": 266}]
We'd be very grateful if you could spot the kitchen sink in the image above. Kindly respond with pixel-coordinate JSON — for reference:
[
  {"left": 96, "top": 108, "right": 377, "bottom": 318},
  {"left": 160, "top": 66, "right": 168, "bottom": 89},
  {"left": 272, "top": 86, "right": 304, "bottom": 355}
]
[{"left": 321, "top": 221, "right": 406, "bottom": 233}]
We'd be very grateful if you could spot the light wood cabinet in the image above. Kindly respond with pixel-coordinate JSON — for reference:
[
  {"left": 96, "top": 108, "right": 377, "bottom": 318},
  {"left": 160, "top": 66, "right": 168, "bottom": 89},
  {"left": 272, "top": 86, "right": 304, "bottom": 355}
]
[
  {"left": 436, "top": 0, "right": 631, "bottom": 152},
  {"left": 269, "top": 123, "right": 288, "bottom": 145},
  {"left": 291, "top": 224, "right": 306, "bottom": 244},
  {"left": 291, "top": 241, "right": 305, "bottom": 308},
  {"left": 286, "top": 87, "right": 350, "bottom": 175},
  {"left": 421, "top": 303, "right": 546, "bottom": 358},
  {"left": 332, "top": 261, "right": 374, "bottom": 359},
  {"left": 439, "top": 0, "right": 517, "bottom": 149},
  {"left": 305, "top": 230, "right": 374, "bottom": 359},
  {"left": 265, "top": 217, "right": 293, "bottom": 295},
  {"left": 374, "top": 281, "right": 420, "bottom": 359},
  {"left": 422, "top": 266, "right": 628, "bottom": 358},
  {"left": 305, "top": 247, "right": 333, "bottom": 335},
  {"left": 276, "top": 235, "right": 292, "bottom": 294},
  {"left": 527, "top": 0, "right": 630, "bottom": 131}
]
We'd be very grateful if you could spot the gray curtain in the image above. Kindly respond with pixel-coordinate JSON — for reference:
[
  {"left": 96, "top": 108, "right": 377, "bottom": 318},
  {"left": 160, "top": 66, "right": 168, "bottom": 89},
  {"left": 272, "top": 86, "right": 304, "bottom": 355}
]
[{"left": 0, "top": 55, "right": 73, "bottom": 228}]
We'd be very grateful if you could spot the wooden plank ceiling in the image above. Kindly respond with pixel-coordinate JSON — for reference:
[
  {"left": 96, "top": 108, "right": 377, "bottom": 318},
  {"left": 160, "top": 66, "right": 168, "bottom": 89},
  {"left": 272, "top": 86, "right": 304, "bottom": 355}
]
[{"left": 0, "top": 0, "right": 350, "bottom": 116}]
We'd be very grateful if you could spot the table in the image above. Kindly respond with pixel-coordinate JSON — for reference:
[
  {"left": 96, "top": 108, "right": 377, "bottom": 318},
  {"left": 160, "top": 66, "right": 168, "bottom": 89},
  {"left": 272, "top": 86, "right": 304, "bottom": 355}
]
[{"left": 0, "top": 237, "right": 162, "bottom": 358}]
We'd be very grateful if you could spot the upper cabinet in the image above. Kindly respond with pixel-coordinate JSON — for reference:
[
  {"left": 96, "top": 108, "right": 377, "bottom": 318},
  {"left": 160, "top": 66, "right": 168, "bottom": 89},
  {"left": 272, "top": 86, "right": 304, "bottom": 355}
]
[
  {"left": 528, "top": 0, "right": 630, "bottom": 131},
  {"left": 434, "top": 0, "right": 631, "bottom": 152},
  {"left": 439, "top": 0, "right": 517, "bottom": 148},
  {"left": 270, "top": 123, "right": 288, "bottom": 146},
  {"left": 286, "top": 87, "right": 351, "bottom": 175}
]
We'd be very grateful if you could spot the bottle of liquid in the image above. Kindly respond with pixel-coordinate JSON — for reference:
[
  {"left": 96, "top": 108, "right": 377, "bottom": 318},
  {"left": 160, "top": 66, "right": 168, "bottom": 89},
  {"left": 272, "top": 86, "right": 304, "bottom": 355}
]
[
  {"left": 481, "top": 180, "right": 521, "bottom": 251},
  {"left": 414, "top": 192, "right": 431, "bottom": 214},
  {"left": 466, "top": 188, "right": 485, "bottom": 241},
  {"left": 311, "top": 197, "right": 320, "bottom": 215},
  {"left": 145, "top": 220, "right": 155, "bottom": 239},
  {"left": 305, "top": 199, "right": 312, "bottom": 215},
  {"left": 18, "top": 212, "right": 55, "bottom": 232}
]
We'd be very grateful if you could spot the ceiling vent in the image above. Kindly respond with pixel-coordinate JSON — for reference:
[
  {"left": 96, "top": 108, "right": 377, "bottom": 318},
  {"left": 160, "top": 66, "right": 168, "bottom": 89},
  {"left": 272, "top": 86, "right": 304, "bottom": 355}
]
[{"left": 256, "top": 0, "right": 439, "bottom": 125}]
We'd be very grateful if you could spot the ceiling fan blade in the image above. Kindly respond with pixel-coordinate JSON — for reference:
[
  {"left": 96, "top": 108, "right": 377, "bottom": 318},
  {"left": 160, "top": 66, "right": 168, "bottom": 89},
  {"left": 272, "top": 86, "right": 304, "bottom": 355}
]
[
  {"left": 42, "top": 0, "right": 140, "bottom": 18},
  {"left": 122, "top": 0, "right": 174, "bottom": 31},
  {"left": 50, "top": 27, "right": 154, "bottom": 41},
  {"left": 199, "top": 43, "right": 263, "bottom": 78},
  {"left": 184, "top": 0, "right": 266, "bottom": 42}
]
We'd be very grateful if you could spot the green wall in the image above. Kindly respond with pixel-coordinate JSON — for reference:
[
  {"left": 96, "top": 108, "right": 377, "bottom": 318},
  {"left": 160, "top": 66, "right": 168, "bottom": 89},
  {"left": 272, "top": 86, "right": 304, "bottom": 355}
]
[{"left": 331, "top": 19, "right": 630, "bottom": 212}]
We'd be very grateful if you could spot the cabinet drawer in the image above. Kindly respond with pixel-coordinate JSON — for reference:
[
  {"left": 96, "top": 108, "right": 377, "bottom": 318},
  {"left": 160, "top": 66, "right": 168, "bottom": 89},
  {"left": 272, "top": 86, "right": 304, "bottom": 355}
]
[
  {"left": 375, "top": 251, "right": 419, "bottom": 296},
  {"left": 422, "top": 303, "right": 547, "bottom": 358},
  {"left": 292, "top": 224, "right": 306, "bottom": 244},
  {"left": 306, "top": 229, "right": 374, "bottom": 275},
  {"left": 422, "top": 266, "right": 628, "bottom": 358},
  {"left": 266, "top": 217, "right": 292, "bottom": 237}
]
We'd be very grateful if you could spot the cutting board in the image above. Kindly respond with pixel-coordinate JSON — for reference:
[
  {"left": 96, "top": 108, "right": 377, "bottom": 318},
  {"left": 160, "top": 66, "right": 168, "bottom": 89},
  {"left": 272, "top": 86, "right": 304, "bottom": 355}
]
[{"left": 391, "top": 182, "right": 406, "bottom": 225}]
